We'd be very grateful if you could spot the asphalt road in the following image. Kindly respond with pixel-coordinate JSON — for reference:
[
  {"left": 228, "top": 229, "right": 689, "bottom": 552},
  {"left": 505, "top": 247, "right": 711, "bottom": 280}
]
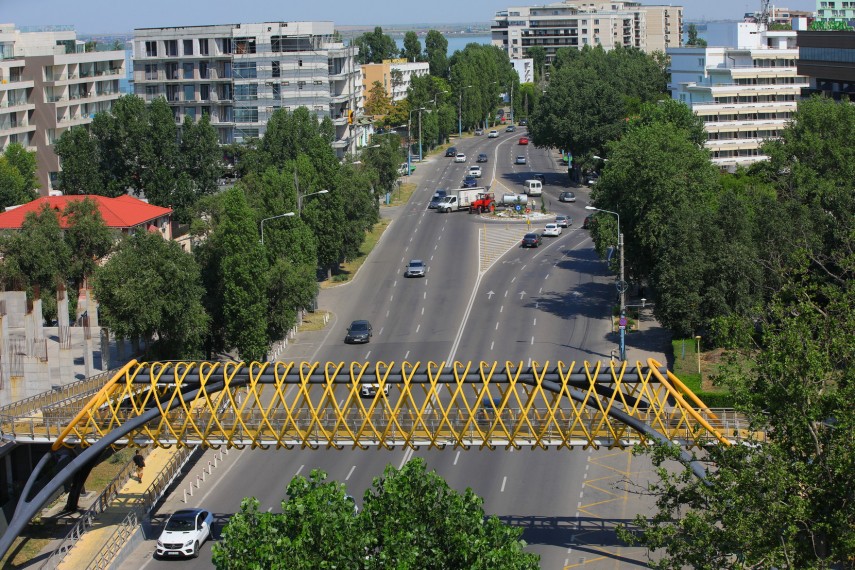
[{"left": 121, "top": 131, "right": 666, "bottom": 570}]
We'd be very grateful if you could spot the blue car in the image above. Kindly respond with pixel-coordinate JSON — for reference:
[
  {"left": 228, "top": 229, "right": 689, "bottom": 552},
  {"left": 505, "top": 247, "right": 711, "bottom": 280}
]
[{"left": 462, "top": 176, "right": 478, "bottom": 188}]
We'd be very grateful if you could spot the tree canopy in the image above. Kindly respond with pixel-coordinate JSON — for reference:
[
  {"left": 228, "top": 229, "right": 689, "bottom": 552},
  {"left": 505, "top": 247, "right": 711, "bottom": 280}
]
[
  {"left": 424, "top": 30, "right": 449, "bottom": 78},
  {"left": 401, "top": 31, "right": 422, "bottom": 62},
  {"left": 353, "top": 27, "right": 398, "bottom": 64},
  {"left": 213, "top": 458, "right": 539, "bottom": 569},
  {"left": 0, "top": 144, "right": 39, "bottom": 209}
]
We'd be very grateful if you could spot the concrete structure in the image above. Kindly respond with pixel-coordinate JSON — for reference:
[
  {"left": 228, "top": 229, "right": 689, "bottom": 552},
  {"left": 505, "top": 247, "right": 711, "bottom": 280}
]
[
  {"left": 361, "top": 58, "right": 429, "bottom": 105},
  {"left": 0, "top": 194, "right": 173, "bottom": 238},
  {"left": 492, "top": 0, "right": 682, "bottom": 65},
  {"left": 0, "top": 24, "right": 125, "bottom": 194},
  {"left": 744, "top": 6, "right": 814, "bottom": 26},
  {"left": 798, "top": 30, "right": 855, "bottom": 100},
  {"left": 668, "top": 23, "right": 808, "bottom": 170},
  {"left": 132, "top": 21, "right": 364, "bottom": 156},
  {"left": 511, "top": 57, "right": 534, "bottom": 83}
]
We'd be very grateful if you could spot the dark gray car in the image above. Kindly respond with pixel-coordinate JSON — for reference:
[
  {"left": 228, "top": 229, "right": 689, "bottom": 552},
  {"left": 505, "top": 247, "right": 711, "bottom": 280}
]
[{"left": 345, "top": 320, "right": 373, "bottom": 343}]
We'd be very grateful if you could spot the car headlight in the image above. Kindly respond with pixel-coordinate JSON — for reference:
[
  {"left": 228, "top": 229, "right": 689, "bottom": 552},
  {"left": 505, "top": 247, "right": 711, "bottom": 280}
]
[
  {"left": 184, "top": 539, "right": 195, "bottom": 547},
  {"left": 157, "top": 541, "right": 164, "bottom": 547}
]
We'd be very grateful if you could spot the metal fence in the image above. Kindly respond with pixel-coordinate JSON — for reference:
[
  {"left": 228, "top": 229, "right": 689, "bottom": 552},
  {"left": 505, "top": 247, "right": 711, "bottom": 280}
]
[{"left": 0, "top": 368, "right": 116, "bottom": 419}]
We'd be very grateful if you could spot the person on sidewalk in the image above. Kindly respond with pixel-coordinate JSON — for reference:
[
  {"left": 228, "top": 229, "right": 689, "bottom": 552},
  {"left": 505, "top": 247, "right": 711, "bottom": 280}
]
[{"left": 133, "top": 450, "right": 145, "bottom": 482}]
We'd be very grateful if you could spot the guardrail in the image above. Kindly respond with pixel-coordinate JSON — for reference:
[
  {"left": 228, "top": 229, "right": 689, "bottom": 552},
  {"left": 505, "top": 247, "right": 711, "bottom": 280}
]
[
  {"left": 39, "top": 449, "right": 149, "bottom": 570},
  {"left": 84, "top": 446, "right": 196, "bottom": 570},
  {"left": 0, "top": 369, "right": 116, "bottom": 418}
]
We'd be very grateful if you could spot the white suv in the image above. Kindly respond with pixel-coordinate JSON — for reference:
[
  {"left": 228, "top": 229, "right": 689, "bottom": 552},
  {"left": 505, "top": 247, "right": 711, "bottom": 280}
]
[
  {"left": 488, "top": 130, "right": 499, "bottom": 138},
  {"left": 454, "top": 152, "right": 466, "bottom": 163},
  {"left": 467, "top": 165, "right": 482, "bottom": 178}
]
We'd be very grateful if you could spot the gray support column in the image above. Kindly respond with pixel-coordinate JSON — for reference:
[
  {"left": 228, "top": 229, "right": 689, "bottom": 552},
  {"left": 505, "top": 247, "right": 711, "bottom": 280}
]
[
  {"left": 57, "top": 285, "right": 70, "bottom": 350},
  {"left": 100, "top": 328, "right": 110, "bottom": 371}
]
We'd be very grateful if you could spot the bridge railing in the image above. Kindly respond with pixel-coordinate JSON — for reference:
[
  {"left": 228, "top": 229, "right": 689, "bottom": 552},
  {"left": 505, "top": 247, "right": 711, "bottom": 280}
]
[{"left": 0, "top": 368, "right": 115, "bottom": 418}]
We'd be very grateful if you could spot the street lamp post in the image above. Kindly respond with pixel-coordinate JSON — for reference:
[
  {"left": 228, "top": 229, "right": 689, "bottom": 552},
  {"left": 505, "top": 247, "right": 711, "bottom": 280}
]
[
  {"left": 260, "top": 212, "right": 295, "bottom": 244},
  {"left": 298, "top": 189, "right": 329, "bottom": 216},
  {"left": 586, "top": 206, "right": 625, "bottom": 361},
  {"left": 417, "top": 107, "right": 425, "bottom": 163}
]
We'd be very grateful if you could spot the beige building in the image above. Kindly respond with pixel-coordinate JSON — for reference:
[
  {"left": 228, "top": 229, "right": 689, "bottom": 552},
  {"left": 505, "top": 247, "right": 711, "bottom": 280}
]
[
  {"left": 132, "top": 21, "right": 365, "bottom": 155},
  {"left": 361, "top": 58, "right": 429, "bottom": 108},
  {"left": 492, "top": 0, "right": 682, "bottom": 65},
  {"left": 0, "top": 24, "right": 125, "bottom": 194}
]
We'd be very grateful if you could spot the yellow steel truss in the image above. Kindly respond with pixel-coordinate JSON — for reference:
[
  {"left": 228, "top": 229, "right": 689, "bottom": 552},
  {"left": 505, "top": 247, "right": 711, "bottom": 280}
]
[{"left": 43, "top": 358, "right": 740, "bottom": 451}]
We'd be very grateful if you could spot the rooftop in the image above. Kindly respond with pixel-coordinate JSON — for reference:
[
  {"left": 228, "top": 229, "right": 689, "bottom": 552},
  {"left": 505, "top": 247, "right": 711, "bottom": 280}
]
[{"left": 0, "top": 195, "right": 172, "bottom": 230}]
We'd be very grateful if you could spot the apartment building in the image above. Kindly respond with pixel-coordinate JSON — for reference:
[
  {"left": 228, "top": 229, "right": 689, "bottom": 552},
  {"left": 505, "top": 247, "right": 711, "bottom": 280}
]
[
  {"left": 0, "top": 24, "right": 125, "bottom": 193},
  {"left": 668, "top": 23, "right": 809, "bottom": 171},
  {"left": 132, "top": 21, "right": 363, "bottom": 156},
  {"left": 361, "top": 59, "right": 429, "bottom": 106},
  {"left": 798, "top": 29, "right": 855, "bottom": 101},
  {"left": 492, "top": 0, "right": 682, "bottom": 65},
  {"left": 815, "top": 0, "right": 855, "bottom": 24}
]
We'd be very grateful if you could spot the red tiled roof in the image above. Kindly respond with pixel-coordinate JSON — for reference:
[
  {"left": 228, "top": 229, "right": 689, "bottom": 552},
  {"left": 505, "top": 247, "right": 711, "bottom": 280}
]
[{"left": 0, "top": 195, "right": 173, "bottom": 230}]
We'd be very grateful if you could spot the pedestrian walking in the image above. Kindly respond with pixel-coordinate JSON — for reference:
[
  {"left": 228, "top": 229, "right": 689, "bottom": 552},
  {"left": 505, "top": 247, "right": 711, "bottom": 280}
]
[{"left": 133, "top": 450, "right": 145, "bottom": 482}]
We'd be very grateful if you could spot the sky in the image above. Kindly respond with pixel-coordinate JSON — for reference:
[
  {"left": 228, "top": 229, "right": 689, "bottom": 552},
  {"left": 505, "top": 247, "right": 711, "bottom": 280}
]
[{"left": 3, "top": 0, "right": 818, "bottom": 34}]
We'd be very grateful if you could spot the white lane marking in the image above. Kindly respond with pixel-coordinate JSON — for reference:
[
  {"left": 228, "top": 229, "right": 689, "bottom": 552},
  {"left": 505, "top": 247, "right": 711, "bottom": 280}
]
[
  {"left": 421, "top": 307, "right": 425, "bottom": 315},
  {"left": 267, "top": 507, "right": 273, "bottom": 512},
  {"left": 416, "top": 324, "right": 420, "bottom": 333},
  {"left": 511, "top": 276, "right": 516, "bottom": 283},
  {"left": 401, "top": 256, "right": 405, "bottom": 263},
  {"left": 346, "top": 466, "right": 356, "bottom": 481},
  {"left": 490, "top": 341, "right": 494, "bottom": 350},
  {"left": 500, "top": 305, "right": 503, "bottom": 313},
  {"left": 390, "top": 295, "right": 394, "bottom": 302},
  {"left": 386, "top": 310, "right": 390, "bottom": 317},
  {"left": 364, "top": 350, "right": 371, "bottom": 358},
  {"left": 495, "top": 322, "right": 499, "bottom": 330},
  {"left": 579, "top": 491, "right": 584, "bottom": 499},
  {"left": 430, "top": 254, "right": 434, "bottom": 260},
  {"left": 423, "top": 291, "right": 426, "bottom": 299},
  {"left": 454, "top": 451, "right": 460, "bottom": 466},
  {"left": 435, "top": 244, "right": 438, "bottom": 250},
  {"left": 504, "top": 290, "right": 508, "bottom": 297},
  {"left": 197, "top": 450, "right": 244, "bottom": 504},
  {"left": 394, "top": 281, "right": 397, "bottom": 287},
  {"left": 530, "top": 336, "right": 534, "bottom": 345},
  {"left": 405, "top": 350, "right": 410, "bottom": 360},
  {"left": 379, "top": 327, "right": 384, "bottom": 336},
  {"left": 539, "top": 287, "right": 543, "bottom": 294},
  {"left": 398, "top": 447, "right": 416, "bottom": 469},
  {"left": 295, "top": 465, "right": 305, "bottom": 477},
  {"left": 533, "top": 318, "right": 537, "bottom": 326},
  {"left": 521, "top": 264, "right": 527, "bottom": 271},
  {"left": 545, "top": 273, "right": 550, "bottom": 280},
  {"left": 501, "top": 476, "right": 507, "bottom": 493}
]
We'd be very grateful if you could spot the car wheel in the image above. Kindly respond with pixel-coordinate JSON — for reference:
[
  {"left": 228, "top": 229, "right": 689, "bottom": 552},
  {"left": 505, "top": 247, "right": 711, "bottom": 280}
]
[{"left": 193, "top": 541, "right": 200, "bottom": 558}]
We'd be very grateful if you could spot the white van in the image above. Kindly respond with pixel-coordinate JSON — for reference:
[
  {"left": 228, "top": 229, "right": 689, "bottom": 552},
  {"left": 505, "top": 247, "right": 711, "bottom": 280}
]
[{"left": 524, "top": 179, "right": 543, "bottom": 196}]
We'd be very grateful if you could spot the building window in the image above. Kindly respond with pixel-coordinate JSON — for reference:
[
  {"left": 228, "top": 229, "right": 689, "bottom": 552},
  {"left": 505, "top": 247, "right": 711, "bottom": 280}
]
[
  {"left": 199, "top": 38, "right": 209, "bottom": 55},
  {"left": 233, "top": 61, "right": 257, "bottom": 79},
  {"left": 165, "top": 62, "right": 179, "bottom": 80},
  {"left": 272, "top": 84, "right": 281, "bottom": 99},
  {"left": 221, "top": 38, "right": 232, "bottom": 54},
  {"left": 272, "top": 61, "right": 280, "bottom": 78},
  {"left": 183, "top": 85, "right": 195, "bottom": 101},
  {"left": 183, "top": 39, "right": 193, "bottom": 56},
  {"left": 145, "top": 85, "right": 159, "bottom": 100},
  {"left": 165, "top": 40, "right": 178, "bottom": 57},
  {"left": 145, "top": 64, "right": 158, "bottom": 81},
  {"left": 298, "top": 80, "right": 306, "bottom": 89},
  {"left": 313, "top": 80, "right": 323, "bottom": 85},
  {"left": 183, "top": 63, "right": 194, "bottom": 79},
  {"left": 235, "top": 84, "right": 258, "bottom": 101},
  {"left": 145, "top": 41, "right": 158, "bottom": 57},
  {"left": 199, "top": 61, "right": 209, "bottom": 79},
  {"left": 200, "top": 84, "right": 210, "bottom": 101},
  {"left": 234, "top": 107, "right": 259, "bottom": 123},
  {"left": 166, "top": 85, "right": 180, "bottom": 102},
  {"left": 235, "top": 38, "right": 256, "bottom": 54}
]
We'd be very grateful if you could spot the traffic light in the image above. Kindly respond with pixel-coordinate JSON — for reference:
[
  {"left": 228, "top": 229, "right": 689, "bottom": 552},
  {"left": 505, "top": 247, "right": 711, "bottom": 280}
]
[{"left": 347, "top": 110, "right": 354, "bottom": 125}]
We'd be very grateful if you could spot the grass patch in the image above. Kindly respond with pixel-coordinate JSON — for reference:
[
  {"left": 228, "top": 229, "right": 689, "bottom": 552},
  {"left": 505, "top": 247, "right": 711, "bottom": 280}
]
[
  {"left": 320, "top": 218, "right": 391, "bottom": 289},
  {"left": 297, "top": 310, "right": 330, "bottom": 332},
  {"left": 381, "top": 182, "right": 417, "bottom": 208},
  {"left": 672, "top": 339, "right": 735, "bottom": 407}
]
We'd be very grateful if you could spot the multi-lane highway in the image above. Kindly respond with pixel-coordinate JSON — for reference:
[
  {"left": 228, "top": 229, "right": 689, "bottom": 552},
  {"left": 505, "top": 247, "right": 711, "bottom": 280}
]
[{"left": 122, "top": 129, "right": 665, "bottom": 569}]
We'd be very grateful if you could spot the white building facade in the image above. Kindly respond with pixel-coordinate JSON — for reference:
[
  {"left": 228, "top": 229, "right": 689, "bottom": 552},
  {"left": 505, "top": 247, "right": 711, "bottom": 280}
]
[
  {"left": 668, "top": 23, "right": 809, "bottom": 170},
  {"left": 0, "top": 24, "right": 125, "bottom": 193},
  {"left": 132, "top": 21, "right": 363, "bottom": 156},
  {"left": 492, "top": 0, "right": 682, "bottom": 65}
]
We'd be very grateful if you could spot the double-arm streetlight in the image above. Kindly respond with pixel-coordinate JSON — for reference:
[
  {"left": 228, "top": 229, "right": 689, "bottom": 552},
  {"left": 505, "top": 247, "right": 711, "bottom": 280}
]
[
  {"left": 260, "top": 212, "right": 294, "bottom": 244},
  {"left": 585, "top": 206, "right": 626, "bottom": 361}
]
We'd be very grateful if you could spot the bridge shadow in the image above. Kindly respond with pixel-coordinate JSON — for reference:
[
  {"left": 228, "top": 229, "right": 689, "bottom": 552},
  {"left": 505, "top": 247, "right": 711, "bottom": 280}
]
[{"left": 499, "top": 514, "right": 653, "bottom": 568}]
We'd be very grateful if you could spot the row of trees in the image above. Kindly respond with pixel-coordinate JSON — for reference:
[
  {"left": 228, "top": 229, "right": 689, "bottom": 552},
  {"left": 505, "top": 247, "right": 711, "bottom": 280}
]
[
  {"left": 213, "top": 458, "right": 539, "bottom": 569},
  {"left": 0, "top": 143, "right": 39, "bottom": 209},
  {"left": 586, "top": 96, "right": 855, "bottom": 567},
  {"left": 352, "top": 27, "right": 449, "bottom": 78}
]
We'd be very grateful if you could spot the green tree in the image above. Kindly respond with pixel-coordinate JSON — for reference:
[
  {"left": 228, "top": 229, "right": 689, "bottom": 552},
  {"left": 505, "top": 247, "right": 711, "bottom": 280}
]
[
  {"left": 0, "top": 205, "right": 71, "bottom": 291},
  {"left": 686, "top": 23, "right": 708, "bottom": 47},
  {"left": 54, "top": 127, "right": 104, "bottom": 195},
  {"left": 364, "top": 81, "right": 392, "bottom": 116},
  {"left": 215, "top": 188, "right": 269, "bottom": 361},
  {"left": 94, "top": 230, "right": 208, "bottom": 359},
  {"left": 401, "top": 31, "right": 422, "bottom": 62},
  {"left": 526, "top": 46, "right": 547, "bottom": 82},
  {"left": 90, "top": 94, "right": 149, "bottom": 197},
  {"left": 62, "top": 198, "right": 114, "bottom": 287},
  {"left": 0, "top": 156, "right": 37, "bottom": 210},
  {"left": 180, "top": 113, "right": 223, "bottom": 199},
  {"left": 213, "top": 459, "right": 540, "bottom": 569},
  {"left": 424, "top": 30, "right": 449, "bottom": 78},
  {"left": 3, "top": 143, "right": 39, "bottom": 193},
  {"left": 140, "top": 98, "right": 181, "bottom": 209},
  {"left": 631, "top": 98, "right": 706, "bottom": 146},
  {"left": 353, "top": 27, "right": 398, "bottom": 64}
]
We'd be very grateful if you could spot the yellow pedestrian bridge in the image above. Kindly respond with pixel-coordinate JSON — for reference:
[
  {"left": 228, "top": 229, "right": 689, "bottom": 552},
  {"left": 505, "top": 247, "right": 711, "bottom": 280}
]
[{"left": 1, "top": 358, "right": 755, "bottom": 452}]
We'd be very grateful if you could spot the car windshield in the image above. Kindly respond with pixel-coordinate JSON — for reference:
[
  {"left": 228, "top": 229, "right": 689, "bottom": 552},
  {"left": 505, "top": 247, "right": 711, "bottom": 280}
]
[
  {"left": 524, "top": 233, "right": 537, "bottom": 239},
  {"left": 409, "top": 261, "right": 424, "bottom": 268},
  {"left": 350, "top": 322, "right": 370, "bottom": 332},
  {"left": 165, "top": 514, "right": 196, "bottom": 532}
]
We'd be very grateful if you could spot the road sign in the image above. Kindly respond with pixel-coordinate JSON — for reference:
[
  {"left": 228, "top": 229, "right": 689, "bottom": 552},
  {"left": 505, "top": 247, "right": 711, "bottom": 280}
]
[
  {"left": 615, "top": 280, "right": 629, "bottom": 293},
  {"left": 515, "top": 204, "right": 522, "bottom": 212},
  {"left": 619, "top": 316, "right": 628, "bottom": 327}
]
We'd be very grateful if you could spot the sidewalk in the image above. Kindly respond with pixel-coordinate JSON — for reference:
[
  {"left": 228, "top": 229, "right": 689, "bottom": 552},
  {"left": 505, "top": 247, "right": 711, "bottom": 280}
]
[{"left": 42, "top": 446, "right": 180, "bottom": 570}]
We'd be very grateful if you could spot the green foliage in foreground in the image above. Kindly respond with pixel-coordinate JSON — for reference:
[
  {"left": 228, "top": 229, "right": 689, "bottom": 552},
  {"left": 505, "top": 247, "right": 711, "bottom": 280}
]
[{"left": 212, "top": 458, "right": 539, "bottom": 569}]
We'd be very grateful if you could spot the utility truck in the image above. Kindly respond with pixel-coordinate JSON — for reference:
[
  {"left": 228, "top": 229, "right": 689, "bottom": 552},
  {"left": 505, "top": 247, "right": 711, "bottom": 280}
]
[{"left": 436, "top": 188, "right": 485, "bottom": 213}]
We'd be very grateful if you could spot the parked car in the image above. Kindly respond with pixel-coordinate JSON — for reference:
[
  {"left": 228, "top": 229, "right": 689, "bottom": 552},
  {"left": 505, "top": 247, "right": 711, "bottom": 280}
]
[
  {"left": 477, "top": 153, "right": 488, "bottom": 163},
  {"left": 156, "top": 509, "right": 213, "bottom": 559},
  {"left": 518, "top": 136, "right": 529, "bottom": 145},
  {"left": 543, "top": 223, "right": 562, "bottom": 237},
  {"left": 515, "top": 155, "right": 527, "bottom": 165},
  {"left": 474, "top": 129, "right": 484, "bottom": 136},
  {"left": 429, "top": 189, "right": 447, "bottom": 209},
  {"left": 467, "top": 165, "right": 482, "bottom": 178},
  {"left": 505, "top": 125, "right": 516, "bottom": 132},
  {"left": 555, "top": 215, "right": 571, "bottom": 228},
  {"left": 587, "top": 172, "right": 600, "bottom": 185},
  {"left": 558, "top": 191, "right": 576, "bottom": 203},
  {"left": 405, "top": 259, "right": 426, "bottom": 278},
  {"left": 488, "top": 130, "right": 499, "bottom": 138},
  {"left": 345, "top": 320, "right": 373, "bottom": 344},
  {"left": 521, "top": 232, "right": 542, "bottom": 248},
  {"left": 454, "top": 152, "right": 466, "bottom": 163},
  {"left": 532, "top": 173, "right": 546, "bottom": 184},
  {"left": 583, "top": 215, "right": 597, "bottom": 229},
  {"left": 462, "top": 176, "right": 478, "bottom": 188},
  {"left": 445, "top": 147, "right": 458, "bottom": 157}
]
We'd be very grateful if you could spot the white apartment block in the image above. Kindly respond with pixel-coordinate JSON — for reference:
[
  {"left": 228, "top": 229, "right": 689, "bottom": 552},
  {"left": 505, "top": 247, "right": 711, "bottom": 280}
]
[
  {"left": 132, "top": 21, "right": 363, "bottom": 156},
  {"left": 668, "top": 23, "right": 808, "bottom": 171},
  {"left": 360, "top": 59, "right": 429, "bottom": 107},
  {"left": 0, "top": 24, "right": 125, "bottom": 193},
  {"left": 492, "top": 0, "right": 682, "bottom": 65},
  {"left": 390, "top": 61, "right": 429, "bottom": 102}
]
